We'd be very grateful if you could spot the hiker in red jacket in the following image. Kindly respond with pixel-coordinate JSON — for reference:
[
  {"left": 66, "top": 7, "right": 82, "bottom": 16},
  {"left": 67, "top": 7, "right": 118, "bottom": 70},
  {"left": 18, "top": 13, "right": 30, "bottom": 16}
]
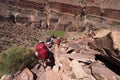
[
  {"left": 55, "top": 37, "right": 61, "bottom": 47},
  {"left": 35, "top": 41, "right": 49, "bottom": 68}
]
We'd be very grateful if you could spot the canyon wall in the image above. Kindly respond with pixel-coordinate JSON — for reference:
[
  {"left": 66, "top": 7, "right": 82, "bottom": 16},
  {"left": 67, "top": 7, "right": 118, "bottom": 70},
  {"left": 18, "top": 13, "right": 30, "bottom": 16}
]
[{"left": 0, "top": 0, "right": 120, "bottom": 32}]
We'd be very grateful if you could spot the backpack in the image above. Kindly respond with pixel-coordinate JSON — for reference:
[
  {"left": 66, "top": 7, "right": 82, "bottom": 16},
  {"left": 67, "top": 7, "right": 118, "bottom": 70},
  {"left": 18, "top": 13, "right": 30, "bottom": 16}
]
[
  {"left": 46, "top": 37, "right": 51, "bottom": 43},
  {"left": 35, "top": 42, "right": 49, "bottom": 60}
]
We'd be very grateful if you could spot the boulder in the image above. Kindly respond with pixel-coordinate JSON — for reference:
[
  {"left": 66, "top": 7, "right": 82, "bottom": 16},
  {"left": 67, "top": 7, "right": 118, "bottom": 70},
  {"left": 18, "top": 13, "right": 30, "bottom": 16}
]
[
  {"left": 91, "top": 62, "right": 120, "bottom": 80},
  {"left": 93, "top": 29, "right": 120, "bottom": 51},
  {"left": 89, "top": 29, "right": 120, "bottom": 67},
  {"left": 89, "top": 32, "right": 114, "bottom": 51},
  {"left": 14, "top": 68, "right": 33, "bottom": 80},
  {"left": 112, "top": 31, "right": 120, "bottom": 51},
  {"left": 44, "top": 70, "right": 62, "bottom": 80},
  {"left": 0, "top": 74, "right": 13, "bottom": 80},
  {"left": 37, "top": 69, "right": 74, "bottom": 80},
  {"left": 58, "top": 55, "right": 72, "bottom": 74},
  {"left": 53, "top": 65, "right": 60, "bottom": 72},
  {"left": 70, "top": 60, "right": 89, "bottom": 79},
  {"left": 67, "top": 49, "right": 98, "bottom": 63}
]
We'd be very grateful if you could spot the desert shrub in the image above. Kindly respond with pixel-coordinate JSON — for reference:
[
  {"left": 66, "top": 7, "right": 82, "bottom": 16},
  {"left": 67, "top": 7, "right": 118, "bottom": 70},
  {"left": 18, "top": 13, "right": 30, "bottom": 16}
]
[
  {"left": 0, "top": 46, "right": 36, "bottom": 77},
  {"left": 45, "top": 0, "right": 49, "bottom": 2},
  {"left": 45, "top": 30, "right": 65, "bottom": 37}
]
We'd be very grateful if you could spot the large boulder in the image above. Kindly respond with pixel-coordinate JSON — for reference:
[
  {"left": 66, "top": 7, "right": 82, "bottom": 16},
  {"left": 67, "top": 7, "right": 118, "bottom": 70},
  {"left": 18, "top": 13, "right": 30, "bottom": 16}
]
[
  {"left": 88, "top": 29, "right": 120, "bottom": 67},
  {"left": 70, "top": 60, "right": 90, "bottom": 79},
  {"left": 70, "top": 60, "right": 95, "bottom": 80},
  {"left": 89, "top": 32, "right": 114, "bottom": 51},
  {"left": 14, "top": 68, "right": 34, "bottom": 80},
  {"left": 93, "top": 29, "right": 120, "bottom": 52},
  {"left": 90, "top": 62, "right": 120, "bottom": 80},
  {"left": 67, "top": 50, "right": 98, "bottom": 63}
]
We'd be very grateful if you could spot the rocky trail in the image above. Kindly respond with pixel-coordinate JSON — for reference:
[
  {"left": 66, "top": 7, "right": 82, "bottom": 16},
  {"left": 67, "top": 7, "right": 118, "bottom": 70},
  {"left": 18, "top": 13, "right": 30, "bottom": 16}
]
[{"left": 1, "top": 32, "right": 120, "bottom": 80}]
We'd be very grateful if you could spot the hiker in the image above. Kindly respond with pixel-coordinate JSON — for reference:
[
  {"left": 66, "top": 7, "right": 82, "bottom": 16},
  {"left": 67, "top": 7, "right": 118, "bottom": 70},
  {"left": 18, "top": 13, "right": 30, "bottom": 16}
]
[
  {"left": 46, "top": 36, "right": 51, "bottom": 43},
  {"left": 88, "top": 30, "right": 96, "bottom": 38},
  {"left": 35, "top": 41, "right": 49, "bottom": 68},
  {"left": 46, "top": 35, "right": 55, "bottom": 46},
  {"left": 55, "top": 37, "right": 61, "bottom": 47}
]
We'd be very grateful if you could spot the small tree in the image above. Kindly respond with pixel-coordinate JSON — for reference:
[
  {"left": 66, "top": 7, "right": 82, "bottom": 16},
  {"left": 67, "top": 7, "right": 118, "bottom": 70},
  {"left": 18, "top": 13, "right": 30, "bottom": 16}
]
[{"left": 0, "top": 46, "right": 36, "bottom": 77}]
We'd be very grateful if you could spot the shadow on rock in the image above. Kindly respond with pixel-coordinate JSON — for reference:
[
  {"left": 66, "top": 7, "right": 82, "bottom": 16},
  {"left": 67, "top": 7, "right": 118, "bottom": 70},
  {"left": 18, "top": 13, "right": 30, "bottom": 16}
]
[
  {"left": 47, "top": 51, "right": 55, "bottom": 68},
  {"left": 95, "top": 54, "right": 120, "bottom": 75}
]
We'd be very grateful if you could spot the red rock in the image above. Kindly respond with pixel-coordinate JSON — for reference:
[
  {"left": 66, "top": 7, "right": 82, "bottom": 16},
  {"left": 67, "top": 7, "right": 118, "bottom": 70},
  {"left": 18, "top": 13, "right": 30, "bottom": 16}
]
[
  {"left": 103, "top": 9, "right": 120, "bottom": 20},
  {"left": 84, "top": 6, "right": 101, "bottom": 16},
  {"left": 48, "top": 2, "right": 83, "bottom": 15},
  {"left": 14, "top": 68, "right": 33, "bottom": 80}
]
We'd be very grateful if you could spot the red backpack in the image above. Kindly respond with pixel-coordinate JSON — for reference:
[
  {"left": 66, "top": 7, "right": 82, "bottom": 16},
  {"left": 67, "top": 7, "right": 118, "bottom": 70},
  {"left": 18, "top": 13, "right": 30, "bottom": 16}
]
[{"left": 35, "top": 42, "right": 49, "bottom": 60}]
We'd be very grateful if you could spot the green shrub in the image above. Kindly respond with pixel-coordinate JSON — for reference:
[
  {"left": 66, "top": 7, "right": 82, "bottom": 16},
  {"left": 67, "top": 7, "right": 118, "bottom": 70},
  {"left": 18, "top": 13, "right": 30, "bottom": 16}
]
[
  {"left": 45, "top": 0, "right": 49, "bottom": 2},
  {"left": 45, "top": 30, "right": 65, "bottom": 37},
  {"left": 0, "top": 46, "right": 36, "bottom": 77}
]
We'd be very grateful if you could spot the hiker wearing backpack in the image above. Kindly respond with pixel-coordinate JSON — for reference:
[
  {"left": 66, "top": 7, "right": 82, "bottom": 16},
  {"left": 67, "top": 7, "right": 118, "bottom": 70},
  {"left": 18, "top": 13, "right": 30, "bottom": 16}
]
[
  {"left": 46, "top": 36, "right": 54, "bottom": 44},
  {"left": 46, "top": 34, "right": 55, "bottom": 48},
  {"left": 35, "top": 41, "right": 49, "bottom": 68}
]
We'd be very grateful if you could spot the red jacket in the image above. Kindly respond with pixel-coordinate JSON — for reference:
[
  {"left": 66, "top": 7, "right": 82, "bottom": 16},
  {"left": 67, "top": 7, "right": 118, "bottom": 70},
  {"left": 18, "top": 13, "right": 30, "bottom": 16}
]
[
  {"left": 35, "top": 42, "right": 49, "bottom": 60},
  {"left": 55, "top": 38, "right": 60, "bottom": 45}
]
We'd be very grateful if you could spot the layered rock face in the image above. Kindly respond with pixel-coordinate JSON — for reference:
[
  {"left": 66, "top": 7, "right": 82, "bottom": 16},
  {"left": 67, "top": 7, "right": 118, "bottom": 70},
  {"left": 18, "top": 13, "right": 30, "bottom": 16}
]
[{"left": 0, "top": 0, "right": 120, "bottom": 32}]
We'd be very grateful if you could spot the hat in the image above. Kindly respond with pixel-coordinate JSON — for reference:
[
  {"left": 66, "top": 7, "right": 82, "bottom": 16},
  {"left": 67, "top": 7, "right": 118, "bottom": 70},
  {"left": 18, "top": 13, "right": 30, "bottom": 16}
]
[
  {"left": 46, "top": 42, "right": 51, "bottom": 44},
  {"left": 39, "top": 40, "right": 43, "bottom": 43},
  {"left": 90, "top": 30, "right": 93, "bottom": 32}
]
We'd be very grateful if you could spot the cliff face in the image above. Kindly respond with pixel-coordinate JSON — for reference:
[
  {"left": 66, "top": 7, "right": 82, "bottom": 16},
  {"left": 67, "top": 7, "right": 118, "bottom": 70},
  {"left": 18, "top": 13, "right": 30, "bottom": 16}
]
[
  {"left": 48, "top": 2, "right": 83, "bottom": 15},
  {"left": 47, "top": 0, "right": 120, "bottom": 20},
  {"left": 0, "top": 0, "right": 120, "bottom": 17},
  {"left": 0, "top": 0, "right": 120, "bottom": 32}
]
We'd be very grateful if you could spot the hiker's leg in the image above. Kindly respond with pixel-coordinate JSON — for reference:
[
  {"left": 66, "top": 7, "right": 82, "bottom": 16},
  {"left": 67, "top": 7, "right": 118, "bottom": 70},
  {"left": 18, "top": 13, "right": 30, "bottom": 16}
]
[
  {"left": 38, "top": 60, "right": 45, "bottom": 72},
  {"left": 43, "top": 60, "right": 47, "bottom": 68}
]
